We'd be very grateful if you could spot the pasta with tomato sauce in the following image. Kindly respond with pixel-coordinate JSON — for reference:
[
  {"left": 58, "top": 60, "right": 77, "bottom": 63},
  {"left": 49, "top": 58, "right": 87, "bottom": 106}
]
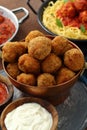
[{"left": 42, "top": 0, "right": 87, "bottom": 39}]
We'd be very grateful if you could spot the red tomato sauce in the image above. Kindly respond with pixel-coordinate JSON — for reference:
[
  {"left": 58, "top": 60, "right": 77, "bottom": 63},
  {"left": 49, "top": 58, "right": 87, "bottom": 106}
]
[
  {"left": 0, "top": 82, "right": 9, "bottom": 104},
  {"left": 56, "top": 1, "right": 87, "bottom": 30},
  {"left": 0, "top": 15, "right": 16, "bottom": 45}
]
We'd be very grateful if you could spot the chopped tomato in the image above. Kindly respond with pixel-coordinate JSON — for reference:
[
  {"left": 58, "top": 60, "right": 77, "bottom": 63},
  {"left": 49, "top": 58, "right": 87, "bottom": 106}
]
[
  {"left": 0, "top": 15, "right": 4, "bottom": 23},
  {"left": 0, "top": 82, "right": 9, "bottom": 104},
  {"left": 0, "top": 15, "right": 16, "bottom": 44}
]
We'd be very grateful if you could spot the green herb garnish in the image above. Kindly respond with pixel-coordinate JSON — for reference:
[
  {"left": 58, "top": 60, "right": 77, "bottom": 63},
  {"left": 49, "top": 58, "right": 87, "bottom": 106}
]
[
  {"left": 80, "top": 24, "right": 86, "bottom": 33},
  {"left": 51, "top": 13, "right": 54, "bottom": 17},
  {"left": 63, "top": 0, "right": 69, "bottom": 3},
  {"left": 56, "top": 18, "right": 63, "bottom": 28},
  {"left": 63, "top": 0, "right": 74, "bottom": 3},
  {"left": 72, "top": 0, "right": 75, "bottom": 1}
]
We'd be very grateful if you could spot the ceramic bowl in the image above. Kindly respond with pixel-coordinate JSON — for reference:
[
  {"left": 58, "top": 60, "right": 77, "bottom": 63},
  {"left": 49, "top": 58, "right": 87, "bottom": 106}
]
[
  {"left": 2, "top": 62, "right": 84, "bottom": 106},
  {"left": 2, "top": 35, "right": 85, "bottom": 105},
  {"left": 0, "top": 74, "right": 14, "bottom": 114},
  {"left": 0, "top": 97, "right": 58, "bottom": 130}
]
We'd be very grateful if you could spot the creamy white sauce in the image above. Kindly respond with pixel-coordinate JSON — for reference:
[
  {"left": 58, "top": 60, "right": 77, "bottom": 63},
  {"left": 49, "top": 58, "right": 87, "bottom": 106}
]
[{"left": 5, "top": 103, "right": 53, "bottom": 130}]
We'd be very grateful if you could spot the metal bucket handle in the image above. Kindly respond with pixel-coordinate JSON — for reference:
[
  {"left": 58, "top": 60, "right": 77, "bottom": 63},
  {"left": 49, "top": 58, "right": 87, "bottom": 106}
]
[
  {"left": 11, "top": 7, "right": 29, "bottom": 24},
  {"left": 27, "top": 0, "right": 44, "bottom": 14}
]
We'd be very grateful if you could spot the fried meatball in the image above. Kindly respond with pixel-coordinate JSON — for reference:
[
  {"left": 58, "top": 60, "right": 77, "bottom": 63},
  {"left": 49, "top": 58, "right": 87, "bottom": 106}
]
[
  {"left": 56, "top": 67, "right": 76, "bottom": 84},
  {"left": 37, "top": 73, "right": 56, "bottom": 87},
  {"left": 41, "top": 53, "right": 62, "bottom": 73},
  {"left": 25, "top": 30, "right": 45, "bottom": 43},
  {"left": 64, "top": 48, "right": 84, "bottom": 71},
  {"left": 6, "top": 63, "right": 21, "bottom": 79},
  {"left": 17, "top": 73, "right": 36, "bottom": 86},
  {"left": 28, "top": 36, "right": 52, "bottom": 60},
  {"left": 18, "top": 54, "right": 40, "bottom": 74},
  {"left": 2, "top": 41, "right": 27, "bottom": 62},
  {"left": 52, "top": 36, "right": 73, "bottom": 56}
]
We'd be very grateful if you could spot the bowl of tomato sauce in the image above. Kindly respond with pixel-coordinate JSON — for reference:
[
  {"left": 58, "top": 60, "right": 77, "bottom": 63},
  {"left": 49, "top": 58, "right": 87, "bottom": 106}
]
[
  {"left": 0, "top": 74, "right": 14, "bottom": 114},
  {"left": 0, "top": 6, "right": 29, "bottom": 48}
]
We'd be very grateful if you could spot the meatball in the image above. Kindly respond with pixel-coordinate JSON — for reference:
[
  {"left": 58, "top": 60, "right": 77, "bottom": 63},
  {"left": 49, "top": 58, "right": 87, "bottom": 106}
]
[
  {"left": 17, "top": 73, "right": 36, "bottom": 86},
  {"left": 64, "top": 48, "right": 84, "bottom": 71},
  {"left": 6, "top": 63, "right": 21, "bottom": 79},
  {"left": 28, "top": 36, "right": 52, "bottom": 60},
  {"left": 25, "top": 30, "right": 45, "bottom": 43},
  {"left": 18, "top": 54, "right": 40, "bottom": 74},
  {"left": 41, "top": 53, "right": 62, "bottom": 73},
  {"left": 2, "top": 41, "right": 27, "bottom": 62},
  {"left": 56, "top": 1, "right": 76, "bottom": 18},
  {"left": 37, "top": 73, "right": 56, "bottom": 87},
  {"left": 56, "top": 67, "right": 76, "bottom": 84},
  {"left": 74, "top": 0, "right": 87, "bottom": 11},
  {"left": 79, "top": 11, "right": 87, "bottom": 25},
  {"left": 52, "top": 36, "right": 73, "bottom": 55}
]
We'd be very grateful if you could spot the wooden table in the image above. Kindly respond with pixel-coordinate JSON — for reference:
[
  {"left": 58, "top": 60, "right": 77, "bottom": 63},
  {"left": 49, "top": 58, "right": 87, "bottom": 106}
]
[{"left": 1, "top": 1, "right": 87, "bottom": 130}]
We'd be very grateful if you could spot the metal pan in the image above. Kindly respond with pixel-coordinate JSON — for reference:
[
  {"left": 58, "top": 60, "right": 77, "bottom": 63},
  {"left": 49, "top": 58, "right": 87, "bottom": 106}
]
[
  {"left": 0, "top": 6, "right": 29, "bottom": 48},
  {"left": 27, "top": 0, "right": 87, "bottom": 44}
]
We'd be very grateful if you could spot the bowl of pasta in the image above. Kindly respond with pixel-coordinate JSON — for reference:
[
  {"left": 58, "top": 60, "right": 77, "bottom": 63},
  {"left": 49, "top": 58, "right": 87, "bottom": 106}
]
[{"left": 27, "top": 0, "right": 87, "bottom": 44}]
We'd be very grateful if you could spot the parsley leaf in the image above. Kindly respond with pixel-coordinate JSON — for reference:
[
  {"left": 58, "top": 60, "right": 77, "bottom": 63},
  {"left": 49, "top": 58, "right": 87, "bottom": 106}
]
[
  {"left": 63, "top": 0, "right": 74, "bottom": 3},
  {"left": 63, "top": 0, "right": 69, "bottom": 3},
  {"left": 51, "top": 13, "right": 54, "bottom": 17},
  {"left": 80, "top": 24, "right": 86, "bottom": 33},
  {"left": 56, "top": 18, "right": 63, "bottom": 28}
]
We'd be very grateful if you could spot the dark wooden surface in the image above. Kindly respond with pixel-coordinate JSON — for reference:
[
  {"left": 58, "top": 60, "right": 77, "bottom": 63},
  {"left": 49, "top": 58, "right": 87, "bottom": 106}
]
[{"left": 1, "top": 1, "right": 87, "bottom": 130}]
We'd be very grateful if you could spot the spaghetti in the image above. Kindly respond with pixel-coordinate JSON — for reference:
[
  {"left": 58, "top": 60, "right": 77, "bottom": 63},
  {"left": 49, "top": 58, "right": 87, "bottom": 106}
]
[{"left": 42, "top": 0, "right": 87, "bottom": 39}]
